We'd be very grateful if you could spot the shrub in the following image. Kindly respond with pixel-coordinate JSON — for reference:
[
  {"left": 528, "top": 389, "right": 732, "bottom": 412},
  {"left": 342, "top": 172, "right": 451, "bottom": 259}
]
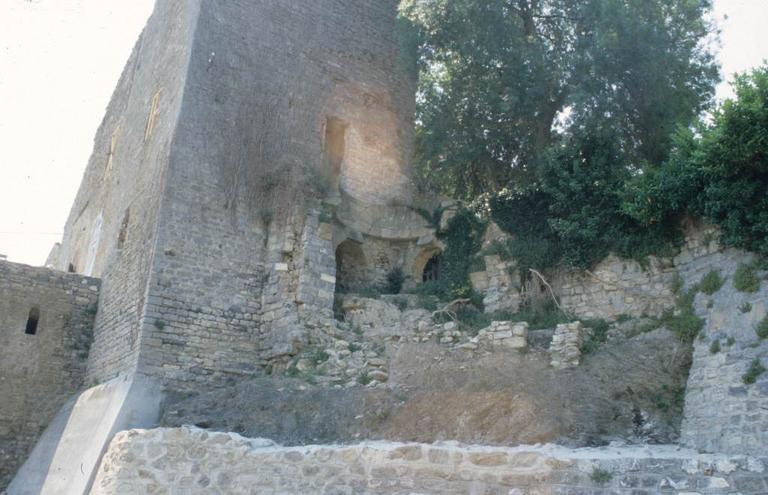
[
  {"left": 756, "top": 317, "right": 768, "bottom": 339},
  {"left": 505, "top": 301, "right": 571, "bottom": 330},
  {"left": 670, "top": 273, "right": 684, "bottom": 295},
  {"left": 740, "top": 302, "right": 753, "bottom": 313},
  {"left": 392, "top": 297, "right": 409, "bottom": 311},
  {"left": 726, "top": 336, "right": 736, "bottom": 346},
  {"left": 626, "top": 66, "right": 768, "bottom": 259},
  {"left": 581, "top": 319, "right": 610, "bottom": 355},
  {"left": 153, "top": 319, "right": 167, "bottom": 330},
  {"left": 661, "top": 309, "right": 704, "bottom": 343},
  {"left": 709, "top": 340, "right": 721, "bottom": 354},
  {"left": 383, "top": 267, "right": 405, "bottom": 294},
  {"left": 310, "top": 349, "right": 330, "bottom": 365},
  {"left": 699, "top": 270, "right": 724, "bottom": 295},
  {"left": 590, "top": 467, "right": 613, "bottom": 485},
  {"left": 733, "top": 263, "right": 760, "bottom": 293},
  {"left": 357, "top": 372, "right": 372, "bottom": 386},
  {"left": 455, "top": 306, "right": 491, "bottom": 335},
  {"left": 742, "top": 359, "right": 766, "bottom": 385}
]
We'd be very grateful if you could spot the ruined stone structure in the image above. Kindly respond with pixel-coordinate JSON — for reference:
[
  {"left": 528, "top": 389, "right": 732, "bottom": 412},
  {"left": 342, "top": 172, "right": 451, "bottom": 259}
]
[
  {"left": 0, "top": 261, "right": 99, "bottom": 488},
  {"left": 44, "top": 0, "right": 433, "bottom": 390},
  {"left": 3, "top": 1, "right": 767, "bottom": 493}
]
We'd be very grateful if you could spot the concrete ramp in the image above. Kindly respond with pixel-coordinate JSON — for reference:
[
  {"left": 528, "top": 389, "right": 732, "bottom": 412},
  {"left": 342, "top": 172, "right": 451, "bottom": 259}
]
[{"left": 7, "top": 374, "right": 162, "bottom": 495}]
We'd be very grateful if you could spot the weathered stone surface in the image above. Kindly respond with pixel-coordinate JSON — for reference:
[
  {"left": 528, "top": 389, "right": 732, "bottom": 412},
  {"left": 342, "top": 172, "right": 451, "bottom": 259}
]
[
  {"left": 0, "top": 260, "right": 100, "bottom": 490},
  {"left": 90, "top": 427, "right": 768, "bottom": 495}
]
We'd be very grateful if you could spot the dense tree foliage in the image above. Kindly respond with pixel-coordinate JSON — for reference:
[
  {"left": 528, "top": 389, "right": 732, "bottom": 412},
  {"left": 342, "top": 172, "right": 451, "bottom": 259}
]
[
  {"left": 626, "top": 65, "right": 768, "bottom": 258},
  {"left": 402, "top": 0, "right": 719, "bottom": 199}
]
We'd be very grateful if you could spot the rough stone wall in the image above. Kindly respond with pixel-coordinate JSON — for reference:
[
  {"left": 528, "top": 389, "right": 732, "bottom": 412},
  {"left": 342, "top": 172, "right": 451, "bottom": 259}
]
[
  {"left": 678, "top": 241, "right": 768, "bottom": 456},
  {"left": 555, "top": 255, "right": 677, "bottom": 320},
  {"left": 137, "top": 0, "right": 420, "bottom": 387},
  {"left": 0, "top": 261, "right": 99, "bottom": 489},
  {"left": 53, "top": 1, "right": 201, "bottom": 384},
  {"left": 91, "top": 427, "right": 768, "bottom": 495}
]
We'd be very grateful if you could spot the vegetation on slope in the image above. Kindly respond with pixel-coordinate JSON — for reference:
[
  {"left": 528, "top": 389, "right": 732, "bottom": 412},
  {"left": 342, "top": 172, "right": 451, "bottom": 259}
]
[{"left": 400, "top": 0, "right": 768, "bottom": 276}]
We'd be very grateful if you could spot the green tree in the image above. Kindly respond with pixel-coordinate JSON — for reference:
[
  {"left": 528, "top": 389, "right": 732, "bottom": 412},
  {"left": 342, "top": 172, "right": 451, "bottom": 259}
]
[
  {"left": 626, "top": 65, "right": 768, "bottom": 258},
  {"left": 403, "top": 0, "right": 719, "bottom": 200}
]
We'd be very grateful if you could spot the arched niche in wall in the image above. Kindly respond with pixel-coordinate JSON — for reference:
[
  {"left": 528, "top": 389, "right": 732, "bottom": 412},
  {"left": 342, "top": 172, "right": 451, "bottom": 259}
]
[
  {"left": 335, "top": 240, "right": 367, "bottom": 293},
  {"left": 411, "top": 248, "right": 443, "bottom": 285}
]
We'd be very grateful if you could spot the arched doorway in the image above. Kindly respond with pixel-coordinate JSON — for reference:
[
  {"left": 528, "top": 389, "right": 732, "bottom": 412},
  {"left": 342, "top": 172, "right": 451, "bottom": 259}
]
[
  {"left": 335, "top": 240, "right": 367, "bottom": 293},
  {"left": 422, "top": 254, "right": 443, "bottom": 283}
]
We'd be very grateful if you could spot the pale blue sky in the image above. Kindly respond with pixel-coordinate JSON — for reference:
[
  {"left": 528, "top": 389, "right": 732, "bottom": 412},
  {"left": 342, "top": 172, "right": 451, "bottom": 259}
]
[{"left": 1, "top": 0, "right": 767, "bottom": 266}]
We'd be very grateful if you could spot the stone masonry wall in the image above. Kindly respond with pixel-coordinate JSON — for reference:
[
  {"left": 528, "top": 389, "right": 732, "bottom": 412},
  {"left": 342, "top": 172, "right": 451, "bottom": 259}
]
[
  {"left": 137, "top": 0, "right": 418, "bottom": 388},
  {"left": 0, "top": 261, "right": 99, "bottom": 490},
  {"left": 53, "top": 1, "right": 201, "bottom": 384},
  {"left": 678, "top": 240, "right": 768, "bottom": 457},
  {"left": 91, "top": 427, "right": 768, "bottom": 495}
]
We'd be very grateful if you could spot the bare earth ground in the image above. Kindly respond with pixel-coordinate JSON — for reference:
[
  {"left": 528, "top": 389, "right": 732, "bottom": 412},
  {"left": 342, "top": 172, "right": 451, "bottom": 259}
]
[{"left": 162, "top": 327, "right": 690, "bottom": 448}]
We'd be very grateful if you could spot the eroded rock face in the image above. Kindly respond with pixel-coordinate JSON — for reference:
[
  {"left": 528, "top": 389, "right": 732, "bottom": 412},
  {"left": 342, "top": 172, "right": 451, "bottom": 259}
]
[{"left": 90, "top": 427, "right": 768, "bottom": 495}]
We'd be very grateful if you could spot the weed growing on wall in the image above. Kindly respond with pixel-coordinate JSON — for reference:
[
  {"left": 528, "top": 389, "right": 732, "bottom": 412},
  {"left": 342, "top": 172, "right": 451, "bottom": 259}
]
[
  {"left": 756, "top": 317, "right": 768, "bottom": 340},
  {"left": 709, "top": 340, "right": 721, "bottom": 354},
  {"left": 742, "top": 358, "right": 766, "bottom": 385},
  {"left": 699, "top": 270, "right": 724, "bottom": 295},
  {"left": 590, "top": 468, "right": 613, "bottom": 485},
  {"left": 733, "top": 263, "right": 761, "bottom": 293}
]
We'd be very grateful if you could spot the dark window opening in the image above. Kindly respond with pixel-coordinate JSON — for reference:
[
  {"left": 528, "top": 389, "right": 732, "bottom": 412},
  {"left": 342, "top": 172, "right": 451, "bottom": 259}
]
[
  {"left": 25, "top": 307, "right": 40, "bottom": 335},
  {"left": 117, "top": 209, "right": 130, "bottom": 249},
  {"left": 67, "top": 263, "right": 76, "bottom": 273},
  {"left": 423, "top": 255, "right": 442, "bottom": 283},
  {"left": 323, "top": 117, "right": 348, "bottom": 195}
]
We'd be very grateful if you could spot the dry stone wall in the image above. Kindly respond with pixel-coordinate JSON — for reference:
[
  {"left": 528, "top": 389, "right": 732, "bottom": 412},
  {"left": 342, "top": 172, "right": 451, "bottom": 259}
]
[
  {"left": 0, "top": 261, "right": 99, "bottom": 490},
  {"left": 91, "top": 427, "right": 768, "bottom": 495}
]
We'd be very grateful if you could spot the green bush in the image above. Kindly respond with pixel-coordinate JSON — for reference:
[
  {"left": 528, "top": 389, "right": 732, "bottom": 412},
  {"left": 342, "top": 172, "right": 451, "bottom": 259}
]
[
  {"left": 733, "top": 263, "right": 760, "bottom": 293},
  {"left": 581, "top": 319, "right": 610, "bottom": 355},
  {"left": 726, "top": 336, "right": 736, "bottom": 346},
  {"left": 699, "top": 270, "right": 724, "bottom": 295},
  {"left": 756, "top": 317, "right": 768, "bottom": 339},
  {"left": 709, "top": 340, "right": 721, "bottom": 354},
  {"left": 505, "top": 301, "right": 572, "bottom": 331},
  {"left": 742, "top": 359, "right": 766, "bottom": 385},
  {"left": 383, "top": 267, "right": 405, "bottom": 295},
  {"left": 590, "top": 468, "right": 613, "bottom": 485},
  {"left": 626, "top": 66, "right": 768, "bottom": 259}
]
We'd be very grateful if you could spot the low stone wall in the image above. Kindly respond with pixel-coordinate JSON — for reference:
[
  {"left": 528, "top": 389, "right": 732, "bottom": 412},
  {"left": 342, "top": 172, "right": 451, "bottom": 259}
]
[
  {"left": 91, "top": 427, "right": 767, "bottom": 495},
  {"left": 0, "top": 261, "right": 100, "bottom": 489}
]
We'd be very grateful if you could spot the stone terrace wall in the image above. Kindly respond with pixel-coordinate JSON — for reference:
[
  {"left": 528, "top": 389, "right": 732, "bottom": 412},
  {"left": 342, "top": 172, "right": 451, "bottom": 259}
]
[
  {"left": 91, "top": 427, "right": 768, "bottom": 495},
  {"left": 679, "top": 244, "right": 768, "bottom": 456},
  {"left": 554, "top": 226, "right": 726, "bottom": 322},
  {"left": 0, "top": 261, "right": 99, "bottom": 489}
]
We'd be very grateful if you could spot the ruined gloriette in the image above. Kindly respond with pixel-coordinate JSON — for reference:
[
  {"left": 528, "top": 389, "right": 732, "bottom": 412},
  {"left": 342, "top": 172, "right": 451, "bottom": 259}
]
[{"left": 2, "top": 1, "right": 767, "bottom": 493}]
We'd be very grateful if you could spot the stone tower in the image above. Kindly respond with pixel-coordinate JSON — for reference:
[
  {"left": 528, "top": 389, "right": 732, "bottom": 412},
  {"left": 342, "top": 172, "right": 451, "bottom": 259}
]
[{"left": 49, "top": 0, "right": 434, "bottom": 389}]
